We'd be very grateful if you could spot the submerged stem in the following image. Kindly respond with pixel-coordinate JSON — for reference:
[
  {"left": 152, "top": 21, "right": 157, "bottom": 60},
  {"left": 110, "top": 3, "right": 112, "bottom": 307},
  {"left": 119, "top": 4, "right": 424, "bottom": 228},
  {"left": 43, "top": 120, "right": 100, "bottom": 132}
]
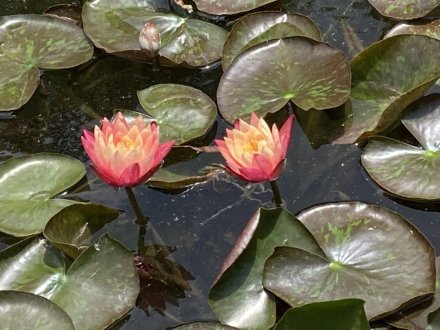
[
  {"left": 270, "top": 180, "right": 283, "bottom": 208},
  {"left": 125, "top": 187, "right": 149, "bottom": 252}
]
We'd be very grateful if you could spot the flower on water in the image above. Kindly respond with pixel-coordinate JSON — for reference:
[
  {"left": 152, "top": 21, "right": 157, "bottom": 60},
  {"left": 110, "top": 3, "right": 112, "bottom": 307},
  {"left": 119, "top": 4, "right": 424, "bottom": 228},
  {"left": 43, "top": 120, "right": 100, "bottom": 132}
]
[
  {"left": 215, "top": 113, "right": 294, "bottom": 183},
  {"left": 81, "top": 112, "right": 174, "bottom": 188}
]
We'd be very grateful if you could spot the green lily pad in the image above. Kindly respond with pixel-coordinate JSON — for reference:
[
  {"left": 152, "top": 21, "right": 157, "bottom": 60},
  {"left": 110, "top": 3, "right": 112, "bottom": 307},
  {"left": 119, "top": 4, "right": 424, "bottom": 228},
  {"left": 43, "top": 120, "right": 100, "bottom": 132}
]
[
  {"left": 274, "top": 299, "right": 369, "bottom": 330},
  {"left": 193, "top": 0, "right": 276, "bottom": 15},
  {"left": 263, "top": 202, "right": 435, "bottom": 320},
  {"left": 44, "top": 204, "right": 119, "bottom": 259},
  {"left": 0, "top": 291, "right": 75, "bottom": 330},
  {"left": 0, "top": 153, "right": 86, "bottom": 236},
  {"left": 0, "top": 57, "right": 39, "bottom": 111},
  {"left": 171, "top": 323, "right": 238, "bottom": 329},
  {"left": 361, "top": 95, "right": 440, "bottom": 200},
  {"left": 137, "top": 84, "right": 217, "bottom": 144},
  {"left": 222, "top": 11, "right": 321, "bottom": 70},
  {"left": 0, "top": 235, "right": 139, "bottom": 330},
  {"left": 368, "top": 0, "right": 439, "bottom": 20},
  {"left": 147, "top": 166, "right": 224, "bottom": 190},
  {"left": 82, "top": 1, "right": 227, "bottom": 66},
  {"left": 209, "top": 208, "right": 324, "bottom": 330},
  {"left": 217, "top": 37, "right": 351, "bottom": 123},
  {"left": 334, "top": 35, "right": 440, "bottom": 144},
  {"left": 0, "top": 15, "right": 93, "bottom": 110},
  {"left": 385, "top": 19, "right": 440, "bottom": 40}
]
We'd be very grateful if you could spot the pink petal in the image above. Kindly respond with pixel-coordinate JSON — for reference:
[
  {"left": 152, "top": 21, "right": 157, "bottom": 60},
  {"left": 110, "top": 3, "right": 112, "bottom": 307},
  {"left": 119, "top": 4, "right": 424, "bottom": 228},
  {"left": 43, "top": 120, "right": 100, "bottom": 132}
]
[
  {"left": 152, "top": 140, "right": 174, "bottom": 168},
  {"left": 250, "top": 112, "right": 260, "bottom": 127},
  {"left": 252, "top": 154, "right": 273, "bottom": 178},
  {"left": 267, "top": 159, "right": 285, "bottom": 181},
  {"left": 120, "top": 163, "right": 141, "bottom": 187},
  {"left": 279, "top": 115, "right": 294, "bottom": 157},
  {"left": 238, "top": 167, "right": 266, "bottom": 183}
]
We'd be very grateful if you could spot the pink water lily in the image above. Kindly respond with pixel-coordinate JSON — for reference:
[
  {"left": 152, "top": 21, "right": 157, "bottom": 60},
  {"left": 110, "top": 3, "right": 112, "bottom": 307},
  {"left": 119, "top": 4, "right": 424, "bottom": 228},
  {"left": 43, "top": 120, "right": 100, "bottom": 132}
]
[
  {"left": 81, "top": 112, "right": 174, "bottom": 188},
  {"left": 215, "top": 113, "right": 294, "bottom": 183}
]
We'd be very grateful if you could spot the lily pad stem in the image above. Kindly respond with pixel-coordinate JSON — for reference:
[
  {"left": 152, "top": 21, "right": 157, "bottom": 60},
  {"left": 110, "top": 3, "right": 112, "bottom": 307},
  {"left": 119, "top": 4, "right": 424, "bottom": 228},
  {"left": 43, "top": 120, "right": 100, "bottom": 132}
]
[
  {"left": 270, "top": 180, "right": 282, "bottom": 208},
  {"left": 125, "top": 187, "right": 149, "bottom": 252}
]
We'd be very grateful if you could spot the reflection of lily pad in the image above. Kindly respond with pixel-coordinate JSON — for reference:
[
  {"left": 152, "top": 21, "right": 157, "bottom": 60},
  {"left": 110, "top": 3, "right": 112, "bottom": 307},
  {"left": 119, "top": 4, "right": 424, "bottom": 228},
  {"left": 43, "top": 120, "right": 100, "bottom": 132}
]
[
  {"left": 44, "top": 204, "right": 119, "bottom": 259},
  {"left": 0, "top": 153, "right": 86, "bottom": 236},
  {"left": 148, "top": 167, "right": 223, "bottom": 189},
  {"left": 217, "top": 37, "right": 351, "bottom": 123},
  {"left": 368, "top": 0, "right": 439, "bottom": 20},
  {"left": 193, "top": 0, "right": 276, "bottom": 15},
  {"left": 0, "top": 291, "right": 75, "bottom": 330},
  {"left": 0, "top": 14, "right": 94, "bottom": 110},
  {"left": 263, "top": 202, "right": 435, "bottom": 320},
  {"left": 385, "top": 19, "right": 440, "bottom": 40},
  {"left": 0, "top": 235, "right": 139, "bottom": 330},
  {"left": 334, "top": 35, "right": 440, "bottom": 144},
  {"left": 209, "top": 208, "right": 324, "bottom": 330},
  {"left": 137, "top": 84, "right": 217, "bottom": 144},
  {"left": 82, "top": 1, "right": 227, "bottom": 66},
  {"left": 274, "top": 299, "right": 369, "bottom": 330},
  {"left": 171, "top": 322, "right": 238, "bottom": 329},
  {"left": 222, "top": 11, "right": 321, "bottom": 70},
  {"left": 362, "top": 95, "right": 440, "bottom": 200}
]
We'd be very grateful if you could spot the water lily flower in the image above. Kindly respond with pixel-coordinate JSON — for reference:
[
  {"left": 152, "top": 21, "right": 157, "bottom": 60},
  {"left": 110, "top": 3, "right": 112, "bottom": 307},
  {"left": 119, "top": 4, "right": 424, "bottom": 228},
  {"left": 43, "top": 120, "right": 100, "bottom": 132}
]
[
  {"left": 81, "top": 112, "right": 174, "bottom": 188},
  {"left": 215, "top": 113, "right": 294, "bottom": 183}
]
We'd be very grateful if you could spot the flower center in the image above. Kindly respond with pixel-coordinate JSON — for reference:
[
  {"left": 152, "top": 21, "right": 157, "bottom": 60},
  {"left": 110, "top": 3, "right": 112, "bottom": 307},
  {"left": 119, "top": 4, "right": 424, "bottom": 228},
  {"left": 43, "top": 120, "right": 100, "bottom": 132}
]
[
  {"left": 241, "top": 131, "right": 265, "bottom": 155},
  {"left": 119, "top": 135, "right": 138, "bottom": 150}
]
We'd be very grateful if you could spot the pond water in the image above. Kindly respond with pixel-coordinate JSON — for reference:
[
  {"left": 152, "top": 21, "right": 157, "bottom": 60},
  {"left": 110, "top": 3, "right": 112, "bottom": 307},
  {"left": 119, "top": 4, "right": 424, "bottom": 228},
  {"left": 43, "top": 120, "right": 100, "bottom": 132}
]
[{"left": 1, "top": 0, "right": 439, "bottom": 329}]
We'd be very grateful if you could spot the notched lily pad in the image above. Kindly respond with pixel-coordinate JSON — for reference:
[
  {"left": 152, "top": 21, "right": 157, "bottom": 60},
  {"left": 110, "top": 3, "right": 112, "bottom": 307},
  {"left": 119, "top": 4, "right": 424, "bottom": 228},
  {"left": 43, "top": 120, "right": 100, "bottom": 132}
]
[
  {"left": 0, "top": 235, "right": 139, "bottom": 330},
  {"left": 0, "top": 291, "right": 75, "bottom": 330},
  {"left": 222, "top": 11, "right": 321, "bottom": 70},
  {"left": 368, "top": 0, "right": 439, "bottom": 20},
  {"left": 263, "top": 202, "right": 435, "bottom": 320},
  {"left": 274, "top": 299, "right": 369, "bottom": 330},
  {"left": 385, "top": 19, "right": 440, "bottom": 40},
  {"left": 137, "top": 84, "right": 217, "bottom": 144},
  {"left": 333, "top": 35, "right": 440, "bottom": 144},
  {"left": 193, "top": 0, "right": 276, "bottom": 15},
  {"left": 0, "top": 153, "right": 86, "bottom": 236},
  {"left": 0, "top": 14, "right": 93, "bottom": 110},
  {"left": 82, "top": 1, "right": 227, "bottom": 66},
  {"left": 217, "top": 37, "right": 351, "bottom": 123},
  {"left": 44, "top": 204, "right": 119, "bottom": 259},
  {"left": 362, "top": 95, "right": 440, "bottom": 200},
  {"left": 209, "top": 208, "right": 324, "bottom": 330}
]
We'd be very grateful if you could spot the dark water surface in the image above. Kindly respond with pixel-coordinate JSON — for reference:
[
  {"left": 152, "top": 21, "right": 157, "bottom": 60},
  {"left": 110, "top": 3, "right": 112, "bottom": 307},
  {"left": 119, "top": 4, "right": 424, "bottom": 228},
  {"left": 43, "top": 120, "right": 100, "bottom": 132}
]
[{"left": 1, "top": 1, "right": 439, "bottom": 329}]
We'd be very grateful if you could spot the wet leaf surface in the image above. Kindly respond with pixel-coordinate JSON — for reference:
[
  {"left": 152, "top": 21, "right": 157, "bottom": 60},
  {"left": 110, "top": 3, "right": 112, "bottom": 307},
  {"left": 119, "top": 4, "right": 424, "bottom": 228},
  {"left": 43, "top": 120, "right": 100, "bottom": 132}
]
[
  {"left": 137, "top": 84, "right": 217, "bottom": 144},
  {"left": 334, "top": 35, "right": 440, "bottom": 144},
  {"left": 217, "top": 37, "right": 351, "bottom": 123},
  {"left": 0, "top": 291, "right": 75, "bottom": 330},
  {"left": 222, "top": 11, "right": 321, "bottom": 70},
  {"left": 44, "top": 204, "right": 119, "bottom": 259},
  {"left": 82, "top": 1, "right": 227, "bottom": 66},
  {"left": 263, "top": 202, "right": 435, "bottom": 320},
  {"left": 274, "top": 299, "right": 369, "bottom": 330},
  {"left": 368, "top": 0, "right": 439, "bottom": 20},
  {"left": 0, "top": 235, "right": 139, "bottom": 330},
  {"left": 193, "top": 0, "right": 276, "bottom": 15},
  {"left": 209, "top": 208, "right": 324, "bottom": 330},
  {"left": 385, "top": 19, "right": 440, "bottom": 40},
  {"left": 0, "top": 153, "right": 86, "bottom": 236},
  {"left": 362, "top": 95, "right": 440, "bottom": 200}
]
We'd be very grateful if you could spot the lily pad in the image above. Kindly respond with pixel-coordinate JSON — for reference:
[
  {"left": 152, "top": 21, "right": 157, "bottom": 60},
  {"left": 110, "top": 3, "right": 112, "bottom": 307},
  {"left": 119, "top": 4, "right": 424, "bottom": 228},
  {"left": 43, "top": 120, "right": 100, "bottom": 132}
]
[
  {"left": 0, "top": 14, "right": 94, "bottom": 110},
  {"left": 193, "top": 0, "right": 276, "bottom": 15},
  {"left": 263, "top": 202, "right": 435, "bottom": 320},
  {"left": 385, "top": 19, "right": 440, "bottom": 40},
  {"left": 209, "top": 208, "right": 324, "bottom": 330},
  {"left": 428, "top": 308, "right": 440, "bottom": 329},
  {"left": 334, "top": 35, "right": 440, "bottom": 144},
  {"left": 217, "top": 37, "right": 351, "bottom": 123},
  {"left": 44, "top": 204, "right": 119, "bottom": 259},
  {"left": 137, "top": 84, "right": 217, "bottom": 144},
  {"left": 82, "top": 1, "right": 227, "bottom": 66},
  {"left": 0, "top": 235, "right": 139, "bottom": 330},
  {"left": 0, "top": 153, "right": 86, "bottom": 236},
  {"left": 274, "top": 299, "right": 369, "bottom": 330},
  {"left": 361, "top": 95, "right": 440, "bottom": 200},
  {"left": 222, "top": 11, "right": 321, "bottom": 70},
  {"left": 171, "top": 322, "right": 238, "bottom": 329},
  {"left": 0, "top": 291, "right": 75, "bottom": 330},
  {"left": 368, "top": 0, "right": 439, "bottom": 20}
]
